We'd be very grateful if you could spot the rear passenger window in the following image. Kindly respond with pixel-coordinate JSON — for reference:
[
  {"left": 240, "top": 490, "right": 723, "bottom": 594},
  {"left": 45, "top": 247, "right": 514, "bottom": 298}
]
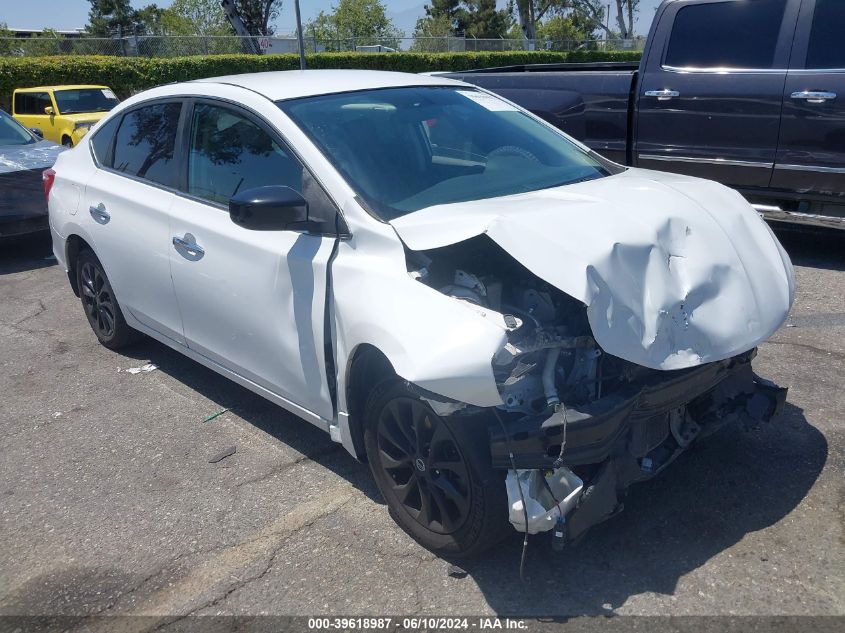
[
  {"left": 112, "top": 102, "right": 181, "bottom": 187},
  {"left": 806, "top": 0, "right": 845, "bottom": 69},
  {"left": 90, "top": 115, "right": 121, "bottom": 168},
  {"left": 187, "top": 103, "right": 303, "bottom": 205},
  {"left": 665, "top": 0, "right": 787, "bottom": 69},
  {"left": 15, "top": 92, "right": 52, "bottom": 115}
]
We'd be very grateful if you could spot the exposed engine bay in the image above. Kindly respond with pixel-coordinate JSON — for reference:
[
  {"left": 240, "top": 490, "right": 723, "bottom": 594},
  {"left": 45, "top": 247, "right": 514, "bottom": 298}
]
[
  {"left": 406, "top": 235, "right": 788, "bottom": 541},
  {"left": 407, "top": 235, "right": 645, "bottom": 414}
]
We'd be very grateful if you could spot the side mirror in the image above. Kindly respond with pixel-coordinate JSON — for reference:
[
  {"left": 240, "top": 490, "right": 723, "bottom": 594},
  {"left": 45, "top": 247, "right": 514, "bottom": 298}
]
[
  {"left": 44, "top": 106, "right": 54, "bottom": 116},
  {"left": 229, "top": 185, "right": 309, "bottom": 231},
  {"left": 29, "top": 127, "right": 43, "bottom": 138}
]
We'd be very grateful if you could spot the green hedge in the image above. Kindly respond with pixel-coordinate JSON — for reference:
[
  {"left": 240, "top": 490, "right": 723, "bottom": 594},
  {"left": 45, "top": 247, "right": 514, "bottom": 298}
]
[{"left": 0, "top": 51, "right": 642, "bottom": 111}]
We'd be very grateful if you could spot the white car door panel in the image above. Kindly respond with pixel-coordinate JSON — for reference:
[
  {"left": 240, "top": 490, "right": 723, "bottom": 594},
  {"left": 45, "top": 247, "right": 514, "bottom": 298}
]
[
  {"left": 169, "top": 199, "right": 335, "bottom": 419},
  {"left": 82, "top": 101, "right": 185, "bottom": 344},
  {"left": 168, "top": 100, "right": 337, "bottom": 421}
]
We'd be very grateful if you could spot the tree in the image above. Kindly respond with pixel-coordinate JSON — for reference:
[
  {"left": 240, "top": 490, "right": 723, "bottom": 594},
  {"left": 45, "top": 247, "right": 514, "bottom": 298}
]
[
  {"left": 86, "top": 0, "right": 173, "bottom": 36},
  {"left": 306, "top": 0, "right": 402, "bottom": 51},
  {"left": 86, "top": 0, "right": 137, "bottom": 36},
  {"left": 165, "top": 0, "right": 232, "bottom": 36},
  {"left": 513, "top": 1, "right": 615, "bottom": 42},
  {"left": 464, "top": 0, "right": 511, "bottom": 38},
  {"left": 230, "top": 0, "right": 284, "bottom": 36},
  {"left": 416, "top": 0, "right": 510, "bottom": 39},
  {"left": 613, "top": 0, "right": 639, "bottom": 39}
]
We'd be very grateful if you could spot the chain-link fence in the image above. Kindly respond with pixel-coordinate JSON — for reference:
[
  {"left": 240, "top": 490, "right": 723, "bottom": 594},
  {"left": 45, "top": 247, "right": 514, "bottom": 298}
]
[{"left": 0, "top": 35, "right": 647, "bottom": 58}]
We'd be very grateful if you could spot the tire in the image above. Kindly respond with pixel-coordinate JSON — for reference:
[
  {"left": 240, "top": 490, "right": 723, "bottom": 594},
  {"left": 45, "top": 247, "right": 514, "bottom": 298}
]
[
  {"left": 62, "top": 137, "right": 73, "bottom": 148},
  {"left": 76, "top": 249, "right": 139, "bottom": 349},
  {"left": 364, "top": 379, "right": 510, "bottom": 557}
]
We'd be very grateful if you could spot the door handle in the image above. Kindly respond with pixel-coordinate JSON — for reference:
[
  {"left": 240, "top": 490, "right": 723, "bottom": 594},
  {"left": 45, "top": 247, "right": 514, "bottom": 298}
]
[
  {"left": 172, "top": 235, "right": 205, "bottom": 255},
  {"left": 791, "top": 91, "right": 837, "bottom": 103},
  {"left": 89, "top": 203, "right": 110, "bottom": 224},
  {"left": 644, "top": 89, "right": 680, "bottom": 101}
]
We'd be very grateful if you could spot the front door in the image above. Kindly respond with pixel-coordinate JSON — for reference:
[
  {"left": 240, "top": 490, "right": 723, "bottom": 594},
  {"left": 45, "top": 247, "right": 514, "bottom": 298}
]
[
  {"left": 168, "top": 100, "right": 339, "bottom": 421},
  {"left": 635, "top": 0, "right": 800, "bottom": 189},
  {"left": 771, "top": 0, "right": 845, "bottom": 207}
]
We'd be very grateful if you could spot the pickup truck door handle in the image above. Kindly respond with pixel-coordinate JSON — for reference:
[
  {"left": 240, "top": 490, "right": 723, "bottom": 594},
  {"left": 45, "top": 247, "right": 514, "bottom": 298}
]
[
  {"left": 644, "top": 89, "right": 680, "bottom": 101},
  {"left": 791, "top": 91, "right": 837, "bottom": 103},
  {"left": 89, "top": 203, "right": 110, "bottom": 224}
]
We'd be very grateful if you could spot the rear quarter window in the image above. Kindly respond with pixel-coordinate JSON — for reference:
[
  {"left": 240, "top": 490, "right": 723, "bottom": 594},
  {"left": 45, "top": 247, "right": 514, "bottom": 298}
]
[{"left": 90, "top": 115, "right": 121, "bottom": 168}]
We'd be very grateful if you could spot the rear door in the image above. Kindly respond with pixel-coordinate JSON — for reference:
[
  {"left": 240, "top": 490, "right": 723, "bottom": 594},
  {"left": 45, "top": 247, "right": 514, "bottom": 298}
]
[
  {"left": 82, "top": 100, "right": 187, "bottom": 344},
  {"left": 771, "top": 0, "right": 845, "bottom": 207},
  {"left": 635, "top": 0, "right": 800, "bottom": 188}
]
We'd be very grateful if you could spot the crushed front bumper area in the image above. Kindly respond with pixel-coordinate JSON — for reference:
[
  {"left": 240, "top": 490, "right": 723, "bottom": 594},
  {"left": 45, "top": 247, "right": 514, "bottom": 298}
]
[{"left": 492, "top": 350, "right": 787, "bottom": 540}]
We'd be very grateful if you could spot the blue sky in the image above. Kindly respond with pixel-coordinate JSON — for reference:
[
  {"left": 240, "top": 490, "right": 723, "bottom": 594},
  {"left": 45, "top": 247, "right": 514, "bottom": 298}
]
[{"left": 1, "top": 1, "right": 662, "bottom": 35}]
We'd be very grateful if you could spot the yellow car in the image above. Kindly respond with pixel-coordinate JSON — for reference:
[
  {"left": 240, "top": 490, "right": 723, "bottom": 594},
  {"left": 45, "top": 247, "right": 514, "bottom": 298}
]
[{"left": 12, "top": 85, "right": 119, "bottom": 147}]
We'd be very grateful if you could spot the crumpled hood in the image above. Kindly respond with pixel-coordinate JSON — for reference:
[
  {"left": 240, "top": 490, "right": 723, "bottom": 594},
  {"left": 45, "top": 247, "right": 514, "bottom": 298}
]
[
  {"left": 0, "top": 140, "right": 64, "bottom": 174},
  {"left": 390, "top": 168, "right": 795, "bottom": 370}
]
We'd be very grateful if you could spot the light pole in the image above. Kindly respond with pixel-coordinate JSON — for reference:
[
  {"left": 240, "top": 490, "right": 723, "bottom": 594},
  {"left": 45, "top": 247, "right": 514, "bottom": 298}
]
[{"left": 294, "top": 0, "right": 306, "bottom": 70}]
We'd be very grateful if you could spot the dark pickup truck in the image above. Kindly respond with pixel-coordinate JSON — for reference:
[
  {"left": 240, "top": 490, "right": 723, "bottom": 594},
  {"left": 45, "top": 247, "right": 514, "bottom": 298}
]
[{"left": 447, "top": 0, "right": 845, "bottom": 231}]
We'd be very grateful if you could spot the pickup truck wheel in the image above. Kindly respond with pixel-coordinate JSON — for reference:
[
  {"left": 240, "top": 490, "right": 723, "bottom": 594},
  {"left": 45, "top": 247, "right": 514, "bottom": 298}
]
[
  {"left": 76, "top": 249, "right": 139, "bottom": 349},
  {"left": 364, "top": 379, "right": 509, "bottom": 557},
  {"left": 62, "top": 136, "right": 73, "bottom": 148}
]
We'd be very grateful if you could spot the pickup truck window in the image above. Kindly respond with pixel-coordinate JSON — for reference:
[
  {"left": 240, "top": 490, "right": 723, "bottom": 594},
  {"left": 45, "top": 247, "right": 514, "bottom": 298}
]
[
  {"left": 280, "top": 86, "right": 611, "bottom": 221},
  {"left": 665, "top": 0, "right": 787, "bottom": 69},
  {"left": 806, "top": 0, "right": 845, "bottom": 69}
]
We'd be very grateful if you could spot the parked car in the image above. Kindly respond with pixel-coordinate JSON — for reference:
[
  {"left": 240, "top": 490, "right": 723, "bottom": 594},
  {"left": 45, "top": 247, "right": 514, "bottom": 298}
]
[
  {"left": 0, "top": 108, "right": 63, "bottom": 239},
  {"left": 13, "top": 85, "right": 119, "bottom": 148},
  {"left": 48, "top": 70, "right": 794, "bottom": 556},
  {"left": 444, "top": 0, "right": 845, "bottom": 232}
]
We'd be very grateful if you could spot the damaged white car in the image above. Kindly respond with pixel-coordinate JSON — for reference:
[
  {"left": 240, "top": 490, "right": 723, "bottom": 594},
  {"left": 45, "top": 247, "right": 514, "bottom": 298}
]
[{"left": 48, "top": 70, "right": 795, "bottom": 556}]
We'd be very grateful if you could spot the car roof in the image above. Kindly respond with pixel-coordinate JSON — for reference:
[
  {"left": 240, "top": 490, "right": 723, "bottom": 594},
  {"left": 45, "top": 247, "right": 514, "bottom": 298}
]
[
  {"left": 14, "top": 85, "right": 110, "bottom": 92},
  {"left": 194, "top": 69, "right": 465, "bottom": 101}
]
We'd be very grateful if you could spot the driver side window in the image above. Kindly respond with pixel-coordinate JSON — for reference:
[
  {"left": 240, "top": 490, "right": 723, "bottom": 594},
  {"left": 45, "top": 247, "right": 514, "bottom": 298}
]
[{"left": 186, "top": 102, "right": 338, "bottom": 225}]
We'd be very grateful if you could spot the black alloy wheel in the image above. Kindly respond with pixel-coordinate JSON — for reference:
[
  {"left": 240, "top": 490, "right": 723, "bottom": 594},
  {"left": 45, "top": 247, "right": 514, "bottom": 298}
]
[
  {"left": 75, "top": 249, "right": 139, "bottom": 349},
  {"left": 375, "top": 396, "right": 472, "bottom": 535},
  {"left": 80, "top": 260, "right": 116, "bottom": 339},
  {"left": 364, "top": 379, "right": 510, "bottom": 557}
]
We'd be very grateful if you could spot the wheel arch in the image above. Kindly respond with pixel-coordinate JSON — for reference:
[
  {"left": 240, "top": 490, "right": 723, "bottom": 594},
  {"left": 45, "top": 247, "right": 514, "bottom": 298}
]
[
  {"left": 65, "top": 233, "right": 94, "bottom": 297},
  {"left": 344, "top": 343, "right": 397, "bottom": 462}
]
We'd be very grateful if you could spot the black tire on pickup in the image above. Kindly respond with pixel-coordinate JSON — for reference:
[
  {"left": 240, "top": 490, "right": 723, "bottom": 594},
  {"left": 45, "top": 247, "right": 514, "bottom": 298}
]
[
  {"left": 364, "top": 378, "right": 510, "bottom": 557},
  {"left": 76, "top": 249, "right": 140, "bottom": 349}
]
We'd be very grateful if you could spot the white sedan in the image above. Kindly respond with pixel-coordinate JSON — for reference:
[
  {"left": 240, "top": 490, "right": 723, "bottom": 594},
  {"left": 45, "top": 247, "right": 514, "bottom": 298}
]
[{"left": 47, "top": 70, "right": 795, "bottom": 556}]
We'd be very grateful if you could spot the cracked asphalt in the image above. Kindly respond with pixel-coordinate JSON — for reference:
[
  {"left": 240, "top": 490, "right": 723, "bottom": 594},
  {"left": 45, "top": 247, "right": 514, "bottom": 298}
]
[{"left": 0, "top": 228, "right": 843, "bottom": 626}]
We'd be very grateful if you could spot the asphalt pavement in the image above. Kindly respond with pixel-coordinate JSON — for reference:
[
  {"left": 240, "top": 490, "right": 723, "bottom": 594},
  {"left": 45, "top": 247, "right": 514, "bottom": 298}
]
[{"left": 0, "top": 228, "right": 842, "bottom": 629}]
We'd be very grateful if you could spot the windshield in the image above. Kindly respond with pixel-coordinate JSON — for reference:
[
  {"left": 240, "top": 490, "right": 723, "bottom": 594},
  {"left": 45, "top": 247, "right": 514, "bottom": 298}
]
[
  {"left": 53, "top": 88, "right": 119, "bottom": 115},
  {"left": 279, "top": 86, "right": 613, "bottom": 221},
  {"left": 0, "top": 110, "right": 35, "bottom": 146}
]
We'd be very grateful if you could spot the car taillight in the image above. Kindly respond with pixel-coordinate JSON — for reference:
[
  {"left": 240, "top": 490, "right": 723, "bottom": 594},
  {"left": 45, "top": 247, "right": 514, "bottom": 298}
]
[{"left": 42, "top": 168, "right": 56, "bottom": 200}]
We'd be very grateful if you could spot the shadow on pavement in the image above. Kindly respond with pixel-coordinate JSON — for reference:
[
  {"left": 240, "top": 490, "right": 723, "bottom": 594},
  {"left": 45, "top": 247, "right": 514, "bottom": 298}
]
[
  {"left": 116, "top": 337, "right": 382, "bottom": 503},
  {"left": 456, "top": 402, "right": 826, "bottom": 616},
  {"left": 773, "top": 225, "right": 844, "bottom": 272},
  {"left": 118, "top": 333, "right": 826, "bottom": 617},
  {"left": 0, "top": 232, "right": 55, "bottom": 274}
]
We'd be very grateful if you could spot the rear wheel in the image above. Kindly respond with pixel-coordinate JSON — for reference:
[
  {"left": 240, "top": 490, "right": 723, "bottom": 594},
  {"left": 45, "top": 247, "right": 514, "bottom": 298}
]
[
  {"left": 76, "top": 249, "right": 139, "bottom": 349},
  {"left": 364, "top": 379, "right": 509, "bottom": 557},
  {"left": 61, "top": 136, "right": 73, "bottom": 148}
]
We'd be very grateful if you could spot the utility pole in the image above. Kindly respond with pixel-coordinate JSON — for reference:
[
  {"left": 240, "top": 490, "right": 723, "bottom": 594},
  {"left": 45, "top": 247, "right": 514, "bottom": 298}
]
[{"left": 294, "top": 0, "right": 306, "bottom": 70}]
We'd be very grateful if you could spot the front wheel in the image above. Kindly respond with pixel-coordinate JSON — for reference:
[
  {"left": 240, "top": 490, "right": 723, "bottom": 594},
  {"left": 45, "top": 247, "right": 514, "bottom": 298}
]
[
  {"left": 76, "top": 249, "right": 139, "bottom": 349},
  {"left": 364, "top": 379, "right": 509, "bottom": 557}
]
